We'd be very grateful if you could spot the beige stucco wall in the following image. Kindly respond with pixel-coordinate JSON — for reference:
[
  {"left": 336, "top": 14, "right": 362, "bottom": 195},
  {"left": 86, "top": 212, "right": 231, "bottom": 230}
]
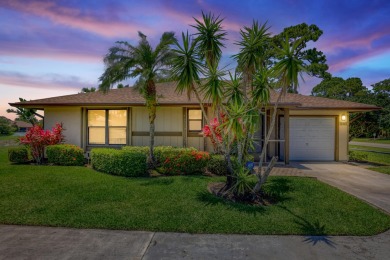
[
  {"left": 44, "top": 107, "right": 82, "bottom": 147},
  {"left": 289, "top": 109, "right": 349, "bottom": 161}
]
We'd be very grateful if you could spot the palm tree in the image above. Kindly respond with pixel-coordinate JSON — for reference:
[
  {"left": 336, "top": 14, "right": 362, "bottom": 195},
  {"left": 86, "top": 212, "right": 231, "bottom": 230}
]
[
  {"left": 233, "top": 21, "right": 270, "bottom": 98},
  {"left": 99, "top": 31, "right": 176, "bottom": 166},
  {"left": 253, "top": 36, "right": 306, "bottom": 192},
  {"left": 7, "top": 98, "right": 43, "bottom": 125}
]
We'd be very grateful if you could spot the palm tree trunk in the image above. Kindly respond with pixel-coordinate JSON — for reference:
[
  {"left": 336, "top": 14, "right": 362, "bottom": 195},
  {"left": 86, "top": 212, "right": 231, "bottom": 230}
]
[
  {"left": 146, "top": 81, "right": 157, "bottom": 169},
  {"left": 148, "top": 106, "right": 156, "bottom": 167},
  {"left": 253, "top": 90, "right": 283, "bottom": 193}
]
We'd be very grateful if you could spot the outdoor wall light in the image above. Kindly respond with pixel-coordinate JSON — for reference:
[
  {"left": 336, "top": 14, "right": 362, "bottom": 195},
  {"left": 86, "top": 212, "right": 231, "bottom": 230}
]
[{"left": 341, "top": 114, "right": 347, "bottom": 122}]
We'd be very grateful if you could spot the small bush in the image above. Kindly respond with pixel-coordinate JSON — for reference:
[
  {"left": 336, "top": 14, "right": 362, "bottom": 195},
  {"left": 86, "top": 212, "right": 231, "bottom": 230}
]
[
  {"left": 207, "top": 154, "right": 255, "bottom": 175},
  {"left": 158, "top": 147, "right": 210, "bottom": 175},
  {"left": 122, "top": 146, "right": 149, "bottom": 155},
  {"left": 8, "top": 147, "right": 29, "bottom": 163},
  {"left": 349, "top": 151, "right": 368, "bottom": 162},
  {"left": 91, "top": 148, "right": 147, "bottom": 177},
  {"left": 47, "top": 144, "right": 85, "bottom": 166},
  {"left": 207, "top": 154, "right": 228, "bottom": 175}
]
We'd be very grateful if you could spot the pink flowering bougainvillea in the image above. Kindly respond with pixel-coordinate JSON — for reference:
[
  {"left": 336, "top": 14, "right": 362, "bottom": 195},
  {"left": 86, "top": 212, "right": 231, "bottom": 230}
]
[
  {"left": 202, "top": 117, "right": 223, "bottom": 151},
  {"left": 19, "top": 123, "right": 64, "bottom": 164}
]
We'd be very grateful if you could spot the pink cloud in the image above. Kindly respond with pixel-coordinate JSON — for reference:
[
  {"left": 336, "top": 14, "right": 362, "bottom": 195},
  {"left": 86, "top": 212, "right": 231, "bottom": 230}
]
[
  {"left": 2, "top": 0, "right": 154, "bottom": 38},
  {"left": 319, "top": 27, "right": 390, "bottom": 55},
  {"left": 0, "top": 42, "right": 101, "bottom": 63},
  {"left": 0, "top": 71, "right": 91, "bottom": 91}
]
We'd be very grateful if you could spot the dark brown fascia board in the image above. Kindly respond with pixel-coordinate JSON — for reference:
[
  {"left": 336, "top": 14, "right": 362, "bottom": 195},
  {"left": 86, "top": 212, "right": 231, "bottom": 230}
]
[
  {"left": 10, "top": 102, "right": 379, "bottom": 111},
  {"left": 294, "top": 106, "right": 382, "bottom": 111}
]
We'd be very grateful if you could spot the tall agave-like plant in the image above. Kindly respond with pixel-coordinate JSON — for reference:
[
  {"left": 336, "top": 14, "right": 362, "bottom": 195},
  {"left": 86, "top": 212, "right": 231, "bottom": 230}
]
[
  {"left": 233, "top": 21, "right": 270, "bottom": 98},
  {"left": 253, "top": 36, "right": 306, "bottom": 192},
  {"left": 192, "top": 11, "right": 227, "bottom": 68},
  {"left": 99, "top": 31, "right": 176, "bottom": 167}
]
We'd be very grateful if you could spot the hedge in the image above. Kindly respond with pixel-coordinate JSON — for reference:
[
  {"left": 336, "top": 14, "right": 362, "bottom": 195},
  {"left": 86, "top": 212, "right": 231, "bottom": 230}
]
[
  {"left": 8, "top": 147, "right": 29, "bottom": 164},
  {"left": 157, "top": 147, "right": 210, "bottom": 175},
  {"left": 207, "top": 154, "right": 228, "bottom": 175},
  {"left": 122, "top": 146, "right": 149, "bottom": 155},
  {"left": 207, "top": 154, "right": 255, "bottom": 176},
  {"left": 46, "top": 144, "right": 85, "bottom": 166},
  {"left": 91, "top": 148, "right": 148, "bottom": 177}
]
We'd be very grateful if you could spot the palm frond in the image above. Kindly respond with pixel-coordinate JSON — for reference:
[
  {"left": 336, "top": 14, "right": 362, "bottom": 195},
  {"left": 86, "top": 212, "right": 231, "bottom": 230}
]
[
  {"left": 170, "top": 31, "right": 204, "bottom": 99},
  {"left": 191, "top": 11, "right": 227, "bottom": 68}
]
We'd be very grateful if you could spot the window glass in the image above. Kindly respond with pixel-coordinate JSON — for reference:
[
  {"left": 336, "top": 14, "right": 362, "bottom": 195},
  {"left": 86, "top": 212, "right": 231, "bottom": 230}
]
[
  {"left": 89, "top": 128, "right": 105, "bottom": 144},
  {"left": 109, "top": 128, "right": 126, "bottom": 144},
  {"left": 189, "top": 121, "right": 202, "bottom": 131},
  {"left": 88, "top": 110, "right": 105, "bottom": 126},
  {"left": 109, "top": 110, "right": 127, "bottom": 126},
  {"left": 188, "top": 109, "right": 202, "bottom": 120},
  {"left": 188, "top": 109, "right": 202, "bottom": 131}
]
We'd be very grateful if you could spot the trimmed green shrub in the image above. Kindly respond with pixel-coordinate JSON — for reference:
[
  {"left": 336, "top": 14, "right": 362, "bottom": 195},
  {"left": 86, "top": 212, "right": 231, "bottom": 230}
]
[
  {"left": 349, "top": 151, "right": 368, "bottom": 162},
  {"left": 207, "top": 154, "right": 256, "bottom": 175},
  {"left": 207, "top": 154, "right": 228, "bottom": 175},
  {"left": 122, "top": 146, "right": 149, "bottom": 155},
  {"left": 158, "top": 147, "right": 210, "bottom": 175},
  {"left": 8, "top": 147, "right": 29, "bottom": 163},
  {"left": 47, "top": 144, "right": 85, "bottom": 166},
  {"left": 91, "top": 148, "right": 147, "bottom": 177}
]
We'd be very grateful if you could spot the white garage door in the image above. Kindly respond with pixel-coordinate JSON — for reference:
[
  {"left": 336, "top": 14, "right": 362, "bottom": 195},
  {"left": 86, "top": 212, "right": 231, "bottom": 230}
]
[{"left": 289, "top": 117, "right": 335, "bottom": 161}]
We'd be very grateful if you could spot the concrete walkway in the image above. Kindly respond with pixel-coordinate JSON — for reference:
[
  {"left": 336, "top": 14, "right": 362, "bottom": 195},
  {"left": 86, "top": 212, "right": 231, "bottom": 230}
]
[
  {"left": 349, "top": 141, "right": 390, "bottom": 149},
  {"left": 1, "top": 224, "right": 390, "bottom": 260},
  {"left": 285, "top": 162, "right": 390, "bottom": 214}
]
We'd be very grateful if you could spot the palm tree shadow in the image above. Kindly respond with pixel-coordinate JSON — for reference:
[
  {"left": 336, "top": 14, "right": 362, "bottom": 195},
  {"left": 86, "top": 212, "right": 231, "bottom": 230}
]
[
  {"left": 263, "top": 177, "right": 292, "bottom": 203},
  {"left": 196, "top": 191, "right": 266, "bottom": 216},
  {"left": 279, "top": 205, "right": 337, "bottom": 248}
]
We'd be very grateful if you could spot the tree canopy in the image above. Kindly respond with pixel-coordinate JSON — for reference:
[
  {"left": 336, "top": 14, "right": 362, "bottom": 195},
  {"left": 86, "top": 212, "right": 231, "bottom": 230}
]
[{"left": 312, "top": 76, "right": 390, "bottom": 138}]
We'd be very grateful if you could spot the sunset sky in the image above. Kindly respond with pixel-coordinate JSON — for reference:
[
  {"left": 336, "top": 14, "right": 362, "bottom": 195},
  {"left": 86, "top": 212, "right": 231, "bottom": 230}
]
[{"left": 1, "top": 0, "right": 389, "bottom": 119}]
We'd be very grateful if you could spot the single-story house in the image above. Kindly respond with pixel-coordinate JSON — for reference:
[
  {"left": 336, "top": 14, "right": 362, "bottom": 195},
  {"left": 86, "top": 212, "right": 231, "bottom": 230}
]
[
  {"left": 14, "top": 120, "right": 33, "bottom": 132},
  {"left": 9, "top": 82, "right": 380, "bottom": 163}
]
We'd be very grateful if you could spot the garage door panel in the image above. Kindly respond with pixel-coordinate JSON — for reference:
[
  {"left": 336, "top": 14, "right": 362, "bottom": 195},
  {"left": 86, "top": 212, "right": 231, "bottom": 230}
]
[{"left": 289, "top": 117, "right": 335, "bottom": 161}]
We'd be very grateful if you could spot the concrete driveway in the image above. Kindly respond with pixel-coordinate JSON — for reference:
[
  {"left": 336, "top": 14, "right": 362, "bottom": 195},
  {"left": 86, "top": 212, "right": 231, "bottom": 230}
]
[{"left": 289, "top": 162, "right": 390, "bottom": 214}]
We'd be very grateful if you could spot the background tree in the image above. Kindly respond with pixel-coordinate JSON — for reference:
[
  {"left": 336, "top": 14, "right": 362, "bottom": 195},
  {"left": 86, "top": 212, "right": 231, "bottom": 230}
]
[
  {"left": 372, "top": 79, "right": 390, "bottom": 137},
  {"left": 271, "top": 23, "right": 329, "bottom": 93},
  {"left": 312, "top": 76, "right": 390, "bottom": 138},
  {"left": 80, "top": 87, "right": 96, "bottom": 93},
  {"left": 6, "top": 98, "right": 43, "bottom": 125},
  {"left": 99, "top": 31, "right": 176, "bottom": 167},
  {"left": 0, "top": 116, "right": 17, "bottom": 135}
]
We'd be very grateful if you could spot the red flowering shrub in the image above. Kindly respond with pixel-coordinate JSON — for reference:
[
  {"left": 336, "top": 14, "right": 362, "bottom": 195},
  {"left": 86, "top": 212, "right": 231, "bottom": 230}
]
[
  {"left": 159, "top": 147, "right": 210, "bottom": 175},
  {"left": 202, "top": 115, "right": 227, "bottom": 152},
  {"left": 19, "top": 123, "right": 64, "bottom": 164}
]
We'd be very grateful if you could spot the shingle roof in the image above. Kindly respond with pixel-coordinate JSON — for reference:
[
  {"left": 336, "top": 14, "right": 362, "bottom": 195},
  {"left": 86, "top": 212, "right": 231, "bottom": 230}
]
[
  {"left": 14, "top": 121, "right": 33, "bottom": 128},
  {"left": 9, "top": 81, "right": 380, "bottom": 111}
]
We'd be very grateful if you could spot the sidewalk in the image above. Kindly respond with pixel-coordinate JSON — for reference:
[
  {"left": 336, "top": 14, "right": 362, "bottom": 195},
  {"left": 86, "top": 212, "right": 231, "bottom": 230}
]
[{"left": 1, "top": 224, "right": 390, "bottom": 260}]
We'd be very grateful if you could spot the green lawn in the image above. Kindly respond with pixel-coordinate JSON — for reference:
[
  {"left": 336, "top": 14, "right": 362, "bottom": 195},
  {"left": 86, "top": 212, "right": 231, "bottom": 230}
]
[
  {"left": 352, "top": 138, "right": 390, "bottom": 144},
  {"left": 350, "top": 145, "right": 390, "bottom": 153},
  {"left": 0, "top": 146, "right": 389, "bottom": 235},
  {"left": 349, "top": 145, "right": 390, "bottom": 166},
  {"left": 0, "top": 135, "right": 18, "bottom": 141},
  {"left": 369, "top": 166, "right": 390, "bottom": 175}
]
